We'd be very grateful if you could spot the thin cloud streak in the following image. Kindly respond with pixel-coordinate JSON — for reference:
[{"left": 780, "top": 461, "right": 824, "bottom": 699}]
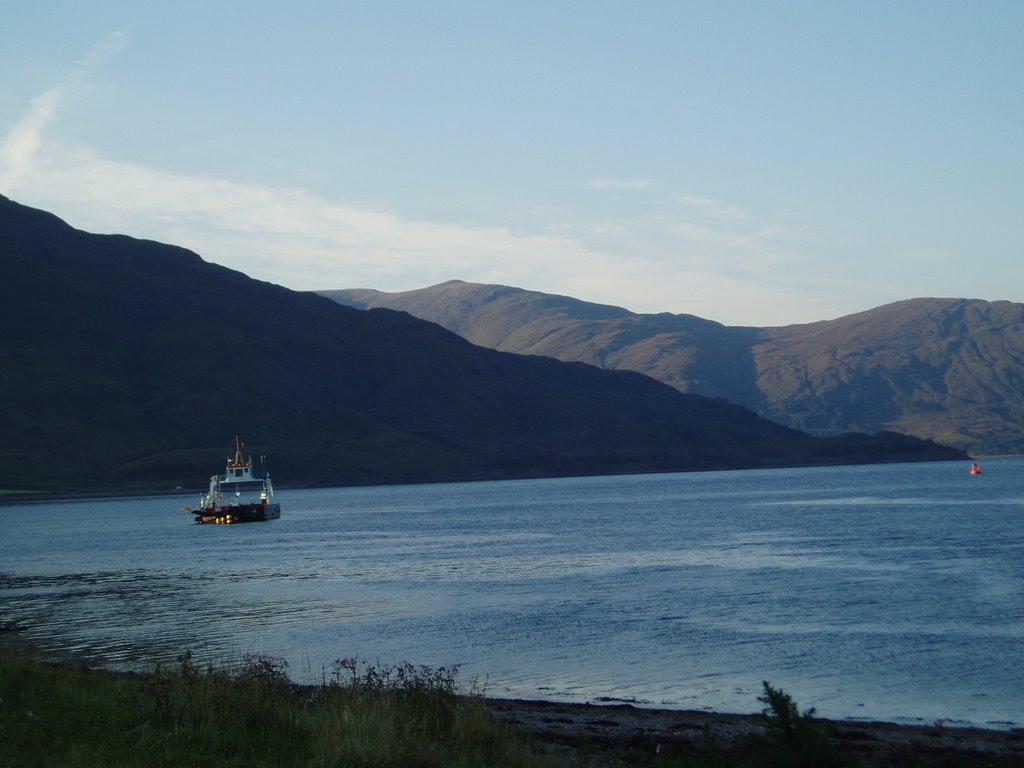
[
  {"left": 668, "top": 221, "right": 790, "bottom": 251},
  {"left": 2, "top": 73, "right": 836, "bottom": 326},
  {"left": 74, "top": 30, "right": 130, "bottom": 75},
  {"left": 5, "top": 138, "right": 604, "bottom": 290},
  {"left": 1, "top": 30, "right": 128, "bottom": 188},
  {"left": 677, "top": 194, "right": 748, "bottom": 220},
  {"left": 587, "top": 178, "right": 653, "bottom": 191},
  {"left": 1, "top": 89, "right": 61, "bottom": 186}
]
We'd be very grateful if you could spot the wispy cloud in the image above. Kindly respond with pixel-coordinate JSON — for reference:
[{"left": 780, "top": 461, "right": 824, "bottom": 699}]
[
  {"left": 75, "top": 30, "right": 130, "bottom": 75},
  {"left": 668, "top": 221, "right": 790, "bottom": 251},
  {"left": 1, "top": 127, "right": 822, "bottom": 322},
  {"left": 1, "top": 30, "right": 128, "bottom": 189},
  {"left": 587, "top": 178, "right": 653, "bottom": 191},
  {"left": 0, "top": 88, "right": 61, "bottom": 186},
  {"left": 3, "top": 137, "right": 608, "bottom": 293},
  {"left": 677, "top": 193, "right": 747, "bottom": 220},
  {"left": 0, "top": 40, "right": 837, "bottom": 325}
]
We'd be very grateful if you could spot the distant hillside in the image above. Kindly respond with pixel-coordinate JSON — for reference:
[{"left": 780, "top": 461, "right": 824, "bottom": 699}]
[
  {"left": 0, "top": 196, "right": 962, "bottom": 492},
  {"left": 322, "top": 281, "right": 1024, "bottom": 455}
]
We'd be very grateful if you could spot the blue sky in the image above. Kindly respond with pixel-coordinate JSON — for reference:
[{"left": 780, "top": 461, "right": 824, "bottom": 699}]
[{"left": 2, "top": 1, "right": 1021, "bottom": 325}]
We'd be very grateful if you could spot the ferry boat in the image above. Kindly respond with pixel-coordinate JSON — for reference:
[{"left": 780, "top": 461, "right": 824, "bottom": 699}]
[
  {"left": 187, "top": 437, "right": 280, "bottom": 524},
  {"left": 970, "top": 462, "right": 983, "bottom": 476}
]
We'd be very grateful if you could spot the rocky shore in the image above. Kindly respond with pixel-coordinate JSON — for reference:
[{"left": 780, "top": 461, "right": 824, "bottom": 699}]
[{"left": 484, "top": 697, "right": 1024, "bottom": 767}]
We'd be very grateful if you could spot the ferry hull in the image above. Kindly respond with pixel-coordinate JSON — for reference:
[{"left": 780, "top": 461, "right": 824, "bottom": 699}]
[{"left": 194, "top": 502, "right": 281, "bottom": 525}]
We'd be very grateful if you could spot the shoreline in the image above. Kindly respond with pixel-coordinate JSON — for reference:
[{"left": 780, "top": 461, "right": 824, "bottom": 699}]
[
  {"left": 482, "top": 697, "right": 1024, "bottom": 766},
  {"left": 3, "top": 644, "right": 1021, "bottom": 765}
]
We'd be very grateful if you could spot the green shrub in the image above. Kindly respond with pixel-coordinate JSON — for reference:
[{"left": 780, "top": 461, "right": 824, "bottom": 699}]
[{"left": 752, "top": 681, "right": 856, "bottom": 768}]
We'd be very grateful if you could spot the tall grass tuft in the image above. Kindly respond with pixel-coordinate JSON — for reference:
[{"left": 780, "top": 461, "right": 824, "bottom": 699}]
[
  {"left": 2, "top": 652, "right": 876, "bottom": 767},
  {"left": 0, "top": 650, "right": 552, "bottom": 767},
  {"left": 307, "top": 657, "right": 540, "bottom": 768}
]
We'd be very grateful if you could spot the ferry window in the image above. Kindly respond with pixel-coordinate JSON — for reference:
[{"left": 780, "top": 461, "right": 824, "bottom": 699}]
[{"left": 234, "top": 468, "right": 243, "bottom": 477}]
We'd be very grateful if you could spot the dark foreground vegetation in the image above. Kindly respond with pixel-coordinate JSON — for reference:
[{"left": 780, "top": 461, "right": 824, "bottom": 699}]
[
  {"left": 0, "top": 651, "right": 547, "bottom": 768},
  {"left": 2, "top": 651, "right": 1021, "bottom": 767}
]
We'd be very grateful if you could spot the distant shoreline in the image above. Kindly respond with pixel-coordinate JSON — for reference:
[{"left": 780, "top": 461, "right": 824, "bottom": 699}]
[
  {"left": 2, "top": 452, "right": 1005, "bottom": 506},
  {"left": 0, "top": 488, "right": 197, "bottom": 505}
]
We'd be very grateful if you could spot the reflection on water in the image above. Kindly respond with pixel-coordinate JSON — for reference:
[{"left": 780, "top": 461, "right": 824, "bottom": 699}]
[{"left": 2, "top": 458, "right": 1023, "bottom": 728}]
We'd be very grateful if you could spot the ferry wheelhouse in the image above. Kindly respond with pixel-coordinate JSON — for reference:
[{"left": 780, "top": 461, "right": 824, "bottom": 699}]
[{"left": 190, "top": 437, "right": 280, "bottom": 524}]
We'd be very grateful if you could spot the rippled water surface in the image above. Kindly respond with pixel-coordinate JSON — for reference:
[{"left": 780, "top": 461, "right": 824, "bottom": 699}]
[{"left": 3, "top": 458, "right": 1023, "bottom": 728}]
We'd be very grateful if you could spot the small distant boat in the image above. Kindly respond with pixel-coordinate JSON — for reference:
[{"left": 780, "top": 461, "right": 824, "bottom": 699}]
[
  {"left": 970, "top": 462, "right": 983, "bottom": 476},
  {"left": 185, "top": 436, "right": 280, "bottom": 524}
]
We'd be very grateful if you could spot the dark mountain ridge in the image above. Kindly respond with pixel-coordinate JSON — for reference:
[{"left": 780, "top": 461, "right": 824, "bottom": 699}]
[
  {"left": 323, "top": 281, "right": 1024, "bottom": 455},
  {"left": 0, "top": 196, "right": 962, "bottom": 492}
]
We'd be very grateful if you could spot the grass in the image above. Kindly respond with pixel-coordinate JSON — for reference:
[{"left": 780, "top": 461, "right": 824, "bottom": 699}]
[
  {"left": 2, "top": 650, "right": 870, "bottom": 767},
  {"left": 0, "top": 650, "right": 556, "bottom": 768}
]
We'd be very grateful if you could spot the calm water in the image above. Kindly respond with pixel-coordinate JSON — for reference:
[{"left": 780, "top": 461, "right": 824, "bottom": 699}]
[{"left": 2, "top": 458, "right": 1022, "bottom": 728}]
